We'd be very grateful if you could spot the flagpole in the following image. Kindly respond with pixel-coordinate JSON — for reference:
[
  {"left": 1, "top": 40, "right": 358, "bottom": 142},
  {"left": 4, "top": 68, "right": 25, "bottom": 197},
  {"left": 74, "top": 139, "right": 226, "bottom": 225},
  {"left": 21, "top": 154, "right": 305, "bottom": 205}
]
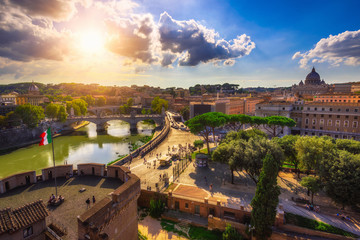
[{"left": 50, "top": 125, "right": 58, "bottom": 196}]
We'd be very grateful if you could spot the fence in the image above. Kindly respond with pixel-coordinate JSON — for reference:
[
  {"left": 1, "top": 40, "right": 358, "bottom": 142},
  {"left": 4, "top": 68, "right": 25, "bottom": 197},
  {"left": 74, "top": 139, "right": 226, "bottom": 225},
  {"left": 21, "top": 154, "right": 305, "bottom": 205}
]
[
  {"left": 113, "top": 115, "right": 170, "bottom": 166},
  {"left": 172, "top": 158, "right": 191, "bottom": 181}
]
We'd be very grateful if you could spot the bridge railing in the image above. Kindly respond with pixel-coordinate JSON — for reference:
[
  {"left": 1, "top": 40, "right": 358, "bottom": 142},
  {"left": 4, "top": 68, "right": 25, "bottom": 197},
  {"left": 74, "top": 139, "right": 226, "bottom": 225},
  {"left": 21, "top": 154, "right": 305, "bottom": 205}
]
[{"left": 112, "top": 116, "right": 171, "bottom": 166}]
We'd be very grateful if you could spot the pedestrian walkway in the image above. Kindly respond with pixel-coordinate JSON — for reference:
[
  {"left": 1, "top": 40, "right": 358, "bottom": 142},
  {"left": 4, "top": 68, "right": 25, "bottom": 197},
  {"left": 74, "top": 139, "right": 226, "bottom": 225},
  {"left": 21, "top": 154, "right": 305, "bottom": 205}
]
[{"left": 281, "top": 201, "right": 360, "bottom": 236}]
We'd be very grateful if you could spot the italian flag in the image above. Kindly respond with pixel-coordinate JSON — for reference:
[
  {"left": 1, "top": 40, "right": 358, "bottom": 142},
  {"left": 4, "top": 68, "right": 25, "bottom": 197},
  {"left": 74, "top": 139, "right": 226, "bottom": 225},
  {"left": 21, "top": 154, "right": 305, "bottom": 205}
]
[{"left": 39, "top": 128, "right": 52, "bottom": 146}]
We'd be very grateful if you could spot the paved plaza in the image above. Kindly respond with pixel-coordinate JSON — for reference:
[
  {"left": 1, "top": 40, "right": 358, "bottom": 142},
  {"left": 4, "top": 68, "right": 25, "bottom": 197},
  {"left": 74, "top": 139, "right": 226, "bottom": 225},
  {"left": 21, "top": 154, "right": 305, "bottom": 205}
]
[{"left": 0, "top": 176, "right": 122, "bottom": 240}]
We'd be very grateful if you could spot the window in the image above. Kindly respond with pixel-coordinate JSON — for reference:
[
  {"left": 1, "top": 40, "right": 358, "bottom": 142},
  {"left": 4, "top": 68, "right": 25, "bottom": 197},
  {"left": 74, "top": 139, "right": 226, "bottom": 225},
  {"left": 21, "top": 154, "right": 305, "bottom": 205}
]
[
  {"left": 314, "top": 107, "right": 317, "bottom": 110},
  {"left": 328, "top": 115, "right": 332, "bottom": 118},
  {"left": 313, "top": 114, "right": 316, "bottom": 117},
  {"left": 320, "top": 127, "right": 323, "bottom": 130},
  {"left": 312, "top": 126, "right": 315, "bottom": 129},
  {"left": 338, "top": 108, "right": 341, "bottom": 112},
  {"left": 305, "top": 118, "right": 309, "bottom": 124},
  {"left": 307, "top": 107, "right": 310, "bottom": 110},
  {"left": 312, "top": 119, "right": 316, "bottom": 125},
  {"left": 23, "top": 226, "right": 33, "bottom": 238},
  {"left": 336, "top": 120, "right": 340, "bottom": 127},
  {"left": 344, "top": 121, "right": 349, "bottom": 127},
  {"left": 322, "top": 108, "right": 325, "bottom": 111},
  {"left": 321, "top": 114, "right": 324, "bottom": 117},
  {"left": 328, "top": 120, "right": 332, "bottom": 126},
  {"left": 195, "top": 205, "right": 200, "bottom": 214},
  {"left": 306, "top": 114, "right": 309, "bottom": 117},
  {"left": 282, "top": 107, "right": 285, "bottom": 110},
  {"left": 355, "top": 116, "right": 358, "bottom": 120},
  {"left": 312, "top": 132, "right": 315, "bottom": 135},
  {"left": 305, "top": 132, "right": 308, "bottom": 135},
  {"left": 346, "top": 115, "right": 349, "bottom": 119},
  {"left": 329, "top": 108, "right": 333, "bottom": 111},
  {"left": 355, "top": 109, "right": 359, "bottom": 113},
  {"left": 353, "top": 121, "right": 358, "bottom": 128},
  {"left": 346, "top": 109, "right": 350, "bottom": 112},
  {"left": 185, "top": 203, "right": 189, "bottom": 209},
  {"left": 337, "top": 115, "right": 340, "bottom": 118},
  {"left": 320, "top": 119, "right": 324, "bottom": 125},
  {"left": 258, "top": 107, "right": 261, "bottom": 109}
]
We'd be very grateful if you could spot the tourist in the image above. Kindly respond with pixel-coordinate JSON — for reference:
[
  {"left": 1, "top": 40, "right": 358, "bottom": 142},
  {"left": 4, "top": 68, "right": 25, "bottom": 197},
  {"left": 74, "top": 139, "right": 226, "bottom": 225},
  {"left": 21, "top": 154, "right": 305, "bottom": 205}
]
[
  {"left": 92, "top": 196, "right": 96, "bottom": 204},
  {"left": 86, "top": 198, "right": 90, "bottom": 208},
  {"left": 209, "top": 183, "right": 213, "bottom": 191}
]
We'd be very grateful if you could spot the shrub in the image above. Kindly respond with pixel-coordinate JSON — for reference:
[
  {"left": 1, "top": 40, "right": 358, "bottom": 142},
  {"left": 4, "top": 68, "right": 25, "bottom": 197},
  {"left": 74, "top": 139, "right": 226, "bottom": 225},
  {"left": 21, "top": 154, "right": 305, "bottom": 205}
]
[
  {"left": 149, "top": 199, "right": 165, "bottom": 218},
  {"left": 222, "top": 224, "right": 243, "bottom": 240}
]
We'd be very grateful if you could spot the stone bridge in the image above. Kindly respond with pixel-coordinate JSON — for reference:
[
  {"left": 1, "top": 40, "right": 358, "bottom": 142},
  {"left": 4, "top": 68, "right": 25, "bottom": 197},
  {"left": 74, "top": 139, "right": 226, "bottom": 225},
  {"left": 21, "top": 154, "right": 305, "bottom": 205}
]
[{"left": 66, "top": 111, "right": 165, "bottom": 133}]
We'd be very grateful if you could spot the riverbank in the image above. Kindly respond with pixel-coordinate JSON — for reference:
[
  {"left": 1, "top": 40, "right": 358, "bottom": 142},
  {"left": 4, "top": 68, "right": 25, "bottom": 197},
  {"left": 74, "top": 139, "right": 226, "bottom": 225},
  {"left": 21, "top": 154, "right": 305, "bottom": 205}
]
[{"left": 0, "top": 121, "right": 89, "bottom": 154}]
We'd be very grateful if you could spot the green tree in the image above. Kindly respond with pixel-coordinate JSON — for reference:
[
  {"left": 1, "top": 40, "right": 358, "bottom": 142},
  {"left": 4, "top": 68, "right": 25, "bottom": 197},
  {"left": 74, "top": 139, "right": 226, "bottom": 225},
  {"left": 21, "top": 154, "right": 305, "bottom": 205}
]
[
  {"left": 300, "top": 176, "right": 321, "bottom": 204},
  {"left": 205, "top": 112, "right": 228, "bottom": 146},
  {"left": 81, "top": 95, "right": 95, "bottom": 106},
  {"left": 263, "top": 116, "right": 296, "bottom": 138},
  {"left": 295, "top": 136, "right": 336, "bottom": 175},
  {"left": 323, "top": 151, "right": 360, "bottom": 209},
  {"left": 57, "top": 105, "right": 68, "bottom": 122},
  {"left": 66, "top": 99, "right": 88, "bottom": 116},
  {"left": 45, "top": 103, "right": 59, "bottom": 120},
  {"left": 222, "top": 129, "right": 266, "bottom": 144},
  {"left": 96, "top": 96, "right": 106, "bottom": 106},
  {"left": 193, "top": 140, "right": 204, "bottom": 152},
  {"left": 251, "top": 154, "right": 281, "bottom": 240},
  {"left": 147, "top": 109, "right": 152, "bottom": 114},
  {"left": 226, "top": 114, "right": 252, "bottom": 131},
  {"left": 141, "top": 108, "right": 147, "bottom": 115},
  {"left": 0, "top": 115, "right": 6, "bottom": 128},
  {"left": 274, "top": 135, "right": 301, "bottom": 178},
  {"left": 15, "top": 104, "right": 45, "bottom": 128},
  {"left": 180, "top": 106, "right": 190, "bottom": 120},
  {"left": 243, "top": 138, "right": 284, "bottom": 184},
  {"left": 151, "top": 96, "right": 168, "bottom": 114},
  {"left": 249, "top": 116, "right": 267, "bottom": 129},
  {"left": 5, "top": 111, "right": 21, "bottom": 127},
  {"left": 213, "top": 140, "right": 246, "bottom": 184},
  {"left": 222, "top": 224, "right": 243, "bottom": 240},
  {"left": 119, "top": 104, "right": 130, "bottom": 114},
  {"left": 149, "top": 199, "right": 165, "bottom": 218},
  {"left": 185, "top": 113, "right": 213, "bottom": 154},
  {"left": 335, "top": 139, "right": 360, "bottom": 155},
  {"left": 127, "top": 97, "right": 134, "bottom": 107}
]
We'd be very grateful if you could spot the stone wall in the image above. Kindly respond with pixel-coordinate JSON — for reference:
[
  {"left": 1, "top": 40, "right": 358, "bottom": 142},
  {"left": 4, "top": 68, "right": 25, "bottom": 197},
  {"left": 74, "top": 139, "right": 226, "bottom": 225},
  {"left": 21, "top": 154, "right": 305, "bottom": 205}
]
[
  {"left": 107, "top": 165, "right": 130, "bottom": 182},
  {"left": 0, "top": 171, "right": 36, "bottom": 194},
  {"left": 77, "top": 163, "right": 105, "bottom": 177},
  {"left": 138, "top": 189, "right": 167, "bottom": 208},
  {"left": 41, "top": 165, "right": 73, "bottom": 181},
  {"left": 77, "top": 173, "right": 141, "bottom": 240}
]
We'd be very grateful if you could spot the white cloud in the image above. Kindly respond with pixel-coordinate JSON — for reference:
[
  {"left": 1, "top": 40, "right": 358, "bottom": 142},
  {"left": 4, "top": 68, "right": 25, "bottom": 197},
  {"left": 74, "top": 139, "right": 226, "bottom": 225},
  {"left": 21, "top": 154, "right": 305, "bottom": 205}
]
[{"left": 293, "top": 30, "right": 360, "bottom": 68}]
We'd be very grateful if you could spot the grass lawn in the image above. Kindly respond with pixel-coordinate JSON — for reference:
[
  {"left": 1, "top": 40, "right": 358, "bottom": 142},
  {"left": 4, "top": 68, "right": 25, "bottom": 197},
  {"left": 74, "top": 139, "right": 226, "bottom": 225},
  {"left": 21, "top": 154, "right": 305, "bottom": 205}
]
[
  {"left": 161, "top": 219, "right": 222, "bottom": 240},
  {"left": 285, "top": 212, "right": 358, "bottom": 238},
  {"left": 191, "top": 148, "right": 210, "bottom": 159}
]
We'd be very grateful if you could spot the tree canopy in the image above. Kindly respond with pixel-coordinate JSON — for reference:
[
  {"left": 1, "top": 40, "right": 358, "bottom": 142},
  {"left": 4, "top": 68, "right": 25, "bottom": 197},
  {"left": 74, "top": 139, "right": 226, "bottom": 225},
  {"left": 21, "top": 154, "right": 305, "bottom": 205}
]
[
  {"left": 151, "top": 96, "right": 168, "bottom": 114},
  {"left": 251, "top": 154, "right": 281, "bottom": 240},
  {"left": 15, "top": 104, "right": 45, "bottom": 128}
]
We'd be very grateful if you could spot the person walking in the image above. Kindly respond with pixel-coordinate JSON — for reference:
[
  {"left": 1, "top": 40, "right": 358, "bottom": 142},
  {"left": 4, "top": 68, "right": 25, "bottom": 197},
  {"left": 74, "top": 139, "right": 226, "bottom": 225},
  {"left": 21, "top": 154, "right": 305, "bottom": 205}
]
[
  {"left": 86, "top": 198, "right": 90, "bottom": 209},
  {"left": 92, "top": 196, "right": 96, "bottom": 204}
]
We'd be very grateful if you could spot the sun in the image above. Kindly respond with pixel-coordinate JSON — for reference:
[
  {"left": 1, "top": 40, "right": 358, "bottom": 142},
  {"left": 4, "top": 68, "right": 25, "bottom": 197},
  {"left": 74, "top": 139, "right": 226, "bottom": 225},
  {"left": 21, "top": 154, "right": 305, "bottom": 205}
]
[{"left": 79, "top": 30, "right": 105, "bottom": 54}]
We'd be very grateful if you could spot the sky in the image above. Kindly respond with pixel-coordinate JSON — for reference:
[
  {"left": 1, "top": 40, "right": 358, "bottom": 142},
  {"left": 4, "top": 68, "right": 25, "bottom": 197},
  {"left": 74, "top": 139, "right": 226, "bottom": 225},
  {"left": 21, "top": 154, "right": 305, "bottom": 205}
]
[{"left": 0, "top": 0, "right": 360, "bottom": 88}]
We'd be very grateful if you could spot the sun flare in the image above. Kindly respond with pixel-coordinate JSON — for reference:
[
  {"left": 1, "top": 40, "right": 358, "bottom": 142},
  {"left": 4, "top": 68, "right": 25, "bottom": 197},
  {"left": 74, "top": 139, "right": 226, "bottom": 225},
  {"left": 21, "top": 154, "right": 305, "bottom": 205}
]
[{"left": 79, "top": 30, "right": 105, "bottom": 54}]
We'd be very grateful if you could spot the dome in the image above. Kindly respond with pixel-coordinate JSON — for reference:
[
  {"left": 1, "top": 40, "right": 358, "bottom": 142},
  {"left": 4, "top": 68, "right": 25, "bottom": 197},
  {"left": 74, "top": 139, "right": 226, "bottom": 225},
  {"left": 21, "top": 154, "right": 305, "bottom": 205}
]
[
  {"left": 28, "top": 82, "right": 40, "bottom": 95},
  {"left": 305, "top": 67, "right": 321, "bottom": 85}
]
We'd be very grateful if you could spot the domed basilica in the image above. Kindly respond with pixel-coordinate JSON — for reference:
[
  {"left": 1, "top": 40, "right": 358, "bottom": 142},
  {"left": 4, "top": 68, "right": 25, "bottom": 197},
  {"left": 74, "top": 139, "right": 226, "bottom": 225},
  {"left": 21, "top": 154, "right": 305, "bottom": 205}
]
[{"left": 292, "top": 67, "right": 329, "bottom": 96}]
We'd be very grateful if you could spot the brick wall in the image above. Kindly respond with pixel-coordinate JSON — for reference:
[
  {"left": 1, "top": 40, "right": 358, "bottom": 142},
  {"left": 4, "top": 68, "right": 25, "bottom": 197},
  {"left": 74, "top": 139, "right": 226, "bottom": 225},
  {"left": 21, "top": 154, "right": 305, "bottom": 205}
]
[{"left": 138, "top": 189, "right": 167, "bottom": 208}]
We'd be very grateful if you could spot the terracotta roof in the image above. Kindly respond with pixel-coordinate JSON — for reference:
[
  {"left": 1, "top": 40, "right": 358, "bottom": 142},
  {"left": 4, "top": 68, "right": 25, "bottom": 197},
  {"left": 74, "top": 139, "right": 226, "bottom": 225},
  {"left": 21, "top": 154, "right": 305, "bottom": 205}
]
[{"left": 0, "top": 200, "right": 48, "bottom": 234}]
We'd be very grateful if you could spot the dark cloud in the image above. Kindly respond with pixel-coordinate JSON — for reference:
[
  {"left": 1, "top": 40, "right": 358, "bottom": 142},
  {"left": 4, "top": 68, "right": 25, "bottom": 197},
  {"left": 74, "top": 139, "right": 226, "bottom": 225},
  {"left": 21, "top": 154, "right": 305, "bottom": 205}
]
[
  {"left": 0, "top": 5, "right": 73, "bottom": 62},
  {"left": 105, "top": 14, "right": 159, "bottom": 64},
  {"left": 158, "top": 12, "right": 255, "bottom": 66},
  {"left": 293, "top": 30, "right": 360, "bottom": 68},
  {"left": 7, "top": 0, "right": 89, "bottom": 21}
]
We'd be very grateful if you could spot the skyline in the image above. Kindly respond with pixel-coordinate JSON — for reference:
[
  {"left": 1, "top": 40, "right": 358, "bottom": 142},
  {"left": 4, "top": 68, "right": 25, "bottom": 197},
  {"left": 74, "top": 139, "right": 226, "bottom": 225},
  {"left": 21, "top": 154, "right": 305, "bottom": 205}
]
[{"left": 0, "top": 0, "right": 360, "bottom": 88}]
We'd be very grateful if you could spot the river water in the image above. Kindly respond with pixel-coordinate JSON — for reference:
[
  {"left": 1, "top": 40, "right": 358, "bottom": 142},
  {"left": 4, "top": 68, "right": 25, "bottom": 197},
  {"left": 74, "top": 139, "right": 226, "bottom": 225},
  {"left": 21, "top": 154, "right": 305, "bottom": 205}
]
[{"left": 0, "top": 120, "right": 154, "bottom": 178}]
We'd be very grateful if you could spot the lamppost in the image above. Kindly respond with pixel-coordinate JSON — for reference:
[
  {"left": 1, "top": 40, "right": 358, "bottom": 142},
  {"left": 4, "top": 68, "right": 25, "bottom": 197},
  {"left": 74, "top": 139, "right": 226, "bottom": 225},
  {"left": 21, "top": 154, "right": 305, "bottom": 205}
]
[{"left": 248, "top": 224, "right": 255, "bottom": 240}]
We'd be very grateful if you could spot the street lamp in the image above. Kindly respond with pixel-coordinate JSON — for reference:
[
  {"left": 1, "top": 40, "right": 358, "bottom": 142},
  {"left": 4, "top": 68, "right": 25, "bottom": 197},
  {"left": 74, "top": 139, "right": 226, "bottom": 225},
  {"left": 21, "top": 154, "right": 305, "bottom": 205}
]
[{"left": 248, "top": 224, "right": 255, "bottom": 240}]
